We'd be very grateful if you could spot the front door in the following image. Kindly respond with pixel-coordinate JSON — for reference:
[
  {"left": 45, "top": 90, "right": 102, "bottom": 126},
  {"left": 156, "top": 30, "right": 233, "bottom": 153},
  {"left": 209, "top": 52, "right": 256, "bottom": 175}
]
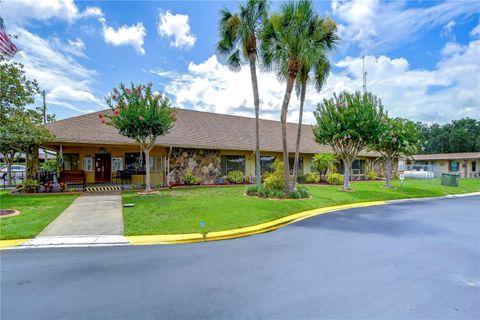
[{"left": 95, "top": 153, "right": 111, "bottom": 183}]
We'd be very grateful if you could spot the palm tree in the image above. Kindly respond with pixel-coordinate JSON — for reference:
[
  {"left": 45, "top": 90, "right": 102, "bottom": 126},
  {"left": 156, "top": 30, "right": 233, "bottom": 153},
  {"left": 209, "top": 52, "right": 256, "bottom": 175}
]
[
  {"left": 291, "top": 17, "right": 338, "bottom": 189},
  {"left": 216, "top": 0, "right": 269, "bottom": 186},
  {"left": 261, "top": 0, "right": 334, "bottom": 194}
]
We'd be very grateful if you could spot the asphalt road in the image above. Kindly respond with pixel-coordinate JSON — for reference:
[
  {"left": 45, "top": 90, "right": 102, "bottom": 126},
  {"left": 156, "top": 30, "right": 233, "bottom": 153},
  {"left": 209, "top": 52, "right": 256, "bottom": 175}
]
[{"left": 2, "top": 196, "right": 479, "bottom": 319}]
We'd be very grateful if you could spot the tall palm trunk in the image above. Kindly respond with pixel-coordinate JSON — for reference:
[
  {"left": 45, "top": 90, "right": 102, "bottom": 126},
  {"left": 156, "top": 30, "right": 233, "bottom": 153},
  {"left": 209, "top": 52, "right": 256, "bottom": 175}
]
[
  {"left": 248, "top": 52, "right": 261, "bottom": 186},
  {"left": 292, "top": 79, "right": 307, "bottom": 189},
  {"left": 281, "top": 74, "right": 296, "bottom": 194}
]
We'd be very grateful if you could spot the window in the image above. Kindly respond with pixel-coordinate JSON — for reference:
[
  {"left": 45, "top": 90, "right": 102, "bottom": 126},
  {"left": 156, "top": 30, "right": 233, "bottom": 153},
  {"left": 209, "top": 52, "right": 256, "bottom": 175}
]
[
  {"left": 472, "top": 161, "right": 476, "bottom": 172},
  {"left": 125, "top": 152, "right": 145, "bottom": 174},
  {"left": 352, "top": 159, "right": 365, "bottom": 175},
  {"left": 112, "top": 157, "right": 123, "bottom": 171},
  {"left": 82, "top": 158, "right": 93, "bottom": 171},
  {"left": 221, "top": 155, "right": 245, "bottom": 175},
  {"left": 288, "top": 157, "right": 303, "bottom": 175},
  {"left": 63, "top": 153, "right": 79, "bottom": 170},
  {"left": 450, "top": 161, "right": 459, "bottom": 172},
  {"left": 259, "top": 156, "right": 276, "bottom": 173},
  {"left": 150, "top": 157, "right": 165, "bottom": 172}
]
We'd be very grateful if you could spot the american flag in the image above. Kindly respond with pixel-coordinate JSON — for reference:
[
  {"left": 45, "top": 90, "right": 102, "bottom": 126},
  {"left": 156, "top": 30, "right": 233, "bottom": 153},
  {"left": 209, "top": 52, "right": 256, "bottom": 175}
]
[{"left": 0, "top": 18, "right": 19, "bottom": 59}]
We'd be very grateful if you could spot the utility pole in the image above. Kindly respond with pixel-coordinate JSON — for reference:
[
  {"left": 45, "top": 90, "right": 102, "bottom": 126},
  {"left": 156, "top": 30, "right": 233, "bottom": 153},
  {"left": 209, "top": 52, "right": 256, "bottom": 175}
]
[
  {"left": 362, "top": 48, "right": 367, "bottom": 94},
  {"left": 42, "top": 90, "right": 46, "bottom": 125}
]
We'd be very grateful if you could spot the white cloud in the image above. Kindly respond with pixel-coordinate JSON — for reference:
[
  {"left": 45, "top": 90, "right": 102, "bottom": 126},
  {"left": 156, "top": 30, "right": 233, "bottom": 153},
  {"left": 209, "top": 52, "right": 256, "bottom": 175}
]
[
  {"left": 155, "top": 40, "right": 479, "bottom": 125},
  {"left": 441, "top": 42, "right": 463, "bottom": 56},
  {"left": 11, "top": 28, "right": 102, "bottom": 115},
  {"left": 1, "top": 0, "right": 102, "bottom": 24},
  {"left": 51, "top": 37, "right": 87, "bottom": 58},
  {"left": 441, "top": 20, "right": 456, "bottom": 39},
  {"left": 101, "top": 19, "right": 146, "bottom": 55},
  {"left": 332, "top": 0, "right": 478, "bottom": 52},
  {"left": 471, "top": 24, "right": 480, "bottom": 37},
  {"left": 157, "top": 11, "right": 196, "bottom": 49},
  {"left": 79, "top": 6, "right": 104, "bottom": 19}
]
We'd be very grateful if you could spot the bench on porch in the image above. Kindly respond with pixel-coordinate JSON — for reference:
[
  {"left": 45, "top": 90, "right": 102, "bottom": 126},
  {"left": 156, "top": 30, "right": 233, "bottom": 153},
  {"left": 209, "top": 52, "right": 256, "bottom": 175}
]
[{"left": 60, "top": 170, "right": 87, "bottom": 191}]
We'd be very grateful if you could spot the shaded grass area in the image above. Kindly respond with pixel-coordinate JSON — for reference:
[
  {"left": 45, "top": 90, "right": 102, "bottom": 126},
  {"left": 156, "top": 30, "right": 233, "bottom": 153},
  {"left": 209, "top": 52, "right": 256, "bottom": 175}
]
[
  {"left": 0, "top": 191, "right": 78, "bottom": 240},
  {"left": 123, "top": 178, "right": 480, "bottom": 236}
]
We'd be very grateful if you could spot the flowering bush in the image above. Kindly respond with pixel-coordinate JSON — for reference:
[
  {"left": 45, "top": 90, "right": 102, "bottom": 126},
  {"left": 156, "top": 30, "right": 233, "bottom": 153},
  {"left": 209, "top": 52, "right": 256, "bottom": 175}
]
[
  {"left": 326, "top": 173, "right": 344, "bottom": 185},
  {"left": 305, "top": 171, "right": 321, "bottom": 183},
  {"left": 184, "top": 169, "right": 200, "bottom": 185},
  {"left": 366, "top": 170, "right": 377, "bottom": 180},
  {"left": 227, "top": 170, "right": 244, "bottom": 184}
]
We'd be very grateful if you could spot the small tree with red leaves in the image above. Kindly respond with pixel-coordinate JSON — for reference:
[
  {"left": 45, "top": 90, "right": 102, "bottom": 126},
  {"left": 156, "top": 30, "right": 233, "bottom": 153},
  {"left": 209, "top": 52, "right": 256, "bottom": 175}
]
[{"left": 102, "top": 82, "right": 176, "bottom": 192}]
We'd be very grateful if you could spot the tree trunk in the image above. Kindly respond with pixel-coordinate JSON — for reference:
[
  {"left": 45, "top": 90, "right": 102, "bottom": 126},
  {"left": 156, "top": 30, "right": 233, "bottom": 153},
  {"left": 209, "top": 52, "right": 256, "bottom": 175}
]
[
  {"left": 5, "top": 153, "right": 15, "bottom": 186},
  {"left": 281, "top": 75, "right": 296, "bottom": 194},
  {"left": 343, "top": 160, "right": 351, "bottom": 191},
  {"left": 292, "top": 79, "right": 307, "bottom": 190},
  {"left": 26, "top": 145, "right": 39, "bottom": 181},
  {"left": 143, "top": 146, "right": 152, "bottom": 192},
  {"left": 385, "top": 156, "right": 393, "bottom": 188},
  {"left": 248, "top": 52, "right": 261, "bottom": 186}
]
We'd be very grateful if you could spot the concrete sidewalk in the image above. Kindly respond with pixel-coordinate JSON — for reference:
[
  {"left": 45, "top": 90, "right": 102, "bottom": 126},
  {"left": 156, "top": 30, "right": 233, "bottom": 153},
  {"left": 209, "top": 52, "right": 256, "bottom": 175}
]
[{"left": 38, "top": 192, "right": 124, "bottom": 236}]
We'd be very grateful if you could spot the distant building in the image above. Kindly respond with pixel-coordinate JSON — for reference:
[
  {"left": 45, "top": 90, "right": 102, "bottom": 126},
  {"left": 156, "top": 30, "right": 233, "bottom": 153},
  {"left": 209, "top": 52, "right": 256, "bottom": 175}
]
[{"left": 408, "top": 152, "right": 480, "bottom": 178}]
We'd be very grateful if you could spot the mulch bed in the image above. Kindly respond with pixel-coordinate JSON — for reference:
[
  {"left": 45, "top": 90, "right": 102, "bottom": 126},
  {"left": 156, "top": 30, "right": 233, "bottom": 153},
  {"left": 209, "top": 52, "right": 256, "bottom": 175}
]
[{"left": 0, "top": 209, "right": 20, "bottom": 218}]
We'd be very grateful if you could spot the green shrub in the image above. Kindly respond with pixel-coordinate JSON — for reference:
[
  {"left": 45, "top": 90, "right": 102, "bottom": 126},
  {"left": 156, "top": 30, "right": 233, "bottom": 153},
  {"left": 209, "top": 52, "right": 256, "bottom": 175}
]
[
  {"left": 263, "top": 160, "right": 286, "bottom": 191},
  {"left": 246, "top": 185, "right": 309, "bottom": 199},
  {"left": 262, "top": 171, "right": 272, "bottom": 182},
  {"left": 23, "top": 179, "right": 39, "bottom": 193},
  {"left": 289, "top": 186, "right": 310, "bottom": 199},
  {"left": 366, "top": 170, "right": 377, "bottom": 180},
  {"left": 305, "top": 171, "right": 320, "bottom": 183},
  {"left": 297, "top": 175, "right": 307, "bottom": 183},
  {"left": 141, "top": 183, "right": 147, "bottom": 189},
  {"left": 42, "top": 160, "right": 57, "bottom": 173},
  {"left": 227, "top": 170, "right": 244, "bottom": 184},
  {"left": 246, "top": 184, "right": 261, "bottom": 195},
  {"left": 130, "top": 184, "right": 137, "bottom": 191},
  {"left": 246, "top": 185, "right": 285, "bottom": 198},
  {"left": 327, "top": 173, "right": 344, "bottom": 185},
  {"left": 264, "top": 173, "right": 284, "bottom": 191},
  {"left": 184, "top": 169, "right": 200, "bottom": 185}
]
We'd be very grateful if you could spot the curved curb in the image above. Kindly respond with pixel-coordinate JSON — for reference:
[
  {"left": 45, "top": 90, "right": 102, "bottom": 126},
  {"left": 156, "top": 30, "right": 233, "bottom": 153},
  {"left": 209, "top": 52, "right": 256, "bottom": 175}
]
[
  {"left": 0, "top": 239, "right": 30, "bottom": 250},
  {"left": 126, "top": 191, "right": 480, "bottom": 246},
  {"left": 126, "top": 200, "right": 388, "bottom": 245},
  {"left": 2, "top": 192, "right": 479, "bottom": 249}
]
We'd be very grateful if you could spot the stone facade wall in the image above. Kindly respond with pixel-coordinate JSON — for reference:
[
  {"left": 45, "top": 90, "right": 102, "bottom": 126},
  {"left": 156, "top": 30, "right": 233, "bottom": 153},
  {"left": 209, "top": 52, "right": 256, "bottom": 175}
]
[
  {"left": 365, "top": 158, "right": 399, "bottom": 178},
  {"left": 168, "top": 148, "right": 221, "bottom": 184}
]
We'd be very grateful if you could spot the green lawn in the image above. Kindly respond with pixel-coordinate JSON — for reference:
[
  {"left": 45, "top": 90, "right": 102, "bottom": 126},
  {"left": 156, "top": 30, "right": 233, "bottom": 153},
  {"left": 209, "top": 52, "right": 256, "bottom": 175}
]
[
  {"left": 122, "top": 178, "right": 480, "bottom": 236},
  {"left": 0, "top": 191, "right": 78, "bottom": 240}
]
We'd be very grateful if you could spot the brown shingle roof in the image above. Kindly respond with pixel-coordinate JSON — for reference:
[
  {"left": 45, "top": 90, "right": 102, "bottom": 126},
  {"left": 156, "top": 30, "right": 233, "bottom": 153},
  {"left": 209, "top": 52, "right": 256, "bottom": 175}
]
[
  {"left": 412, "top": 152, "right": 480, "bottom": 161},
  {"left": 45, "top": 108, "right": 375, "bottom": 156}
]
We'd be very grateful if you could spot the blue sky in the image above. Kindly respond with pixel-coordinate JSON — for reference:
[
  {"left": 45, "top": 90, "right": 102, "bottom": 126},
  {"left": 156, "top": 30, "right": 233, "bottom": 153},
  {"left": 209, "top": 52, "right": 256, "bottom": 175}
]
[{"left": 2, "top": 0, "right": 479, "bottom": 123}]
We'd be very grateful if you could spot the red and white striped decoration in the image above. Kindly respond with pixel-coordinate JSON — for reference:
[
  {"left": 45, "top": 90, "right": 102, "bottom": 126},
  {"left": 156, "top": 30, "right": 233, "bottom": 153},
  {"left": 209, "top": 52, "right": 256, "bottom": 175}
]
[{"left": 0, "top": 18, "right": 19, "bottom": 59}]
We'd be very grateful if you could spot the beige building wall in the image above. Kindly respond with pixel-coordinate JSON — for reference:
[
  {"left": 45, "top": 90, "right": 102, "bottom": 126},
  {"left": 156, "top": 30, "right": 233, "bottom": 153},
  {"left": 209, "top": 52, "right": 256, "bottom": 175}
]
[
  {"left": 432, "top": 159, "right": 479, "bottom": 178},
  {"left": 54, "top": 144, "right": 167, "bottom": 185},
  {"left": 51, "top": 144, "right": 316, "bottom": 185}
]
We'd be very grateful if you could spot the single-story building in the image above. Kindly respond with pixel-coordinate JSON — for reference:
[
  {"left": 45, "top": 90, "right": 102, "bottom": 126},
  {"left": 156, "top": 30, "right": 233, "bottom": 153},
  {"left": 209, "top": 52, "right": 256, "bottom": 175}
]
[
  {"left": 42, "top": 108, "right": 391, "bottom": 186},
  {"left": 408, "top": 152, "right": 480, "bottom": 178}
]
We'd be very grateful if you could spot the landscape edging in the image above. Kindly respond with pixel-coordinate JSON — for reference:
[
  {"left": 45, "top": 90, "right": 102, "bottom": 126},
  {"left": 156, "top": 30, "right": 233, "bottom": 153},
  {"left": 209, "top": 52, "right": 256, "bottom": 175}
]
[
  {"left": 125, "top": 191, "right": 480, "bottom": 246},
  {"left": 1, "top": 191, "right": 479, "bottom": 249}
]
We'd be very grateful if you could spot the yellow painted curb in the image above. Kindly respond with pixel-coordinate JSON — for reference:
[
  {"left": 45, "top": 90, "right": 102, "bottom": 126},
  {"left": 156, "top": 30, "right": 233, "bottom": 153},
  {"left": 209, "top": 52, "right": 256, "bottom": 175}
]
[
  {"left": 0, "top": 239, "right": 30, "bottom": 250},
  {"left": 126, "top": 200, "right": 387, "bottom": 246}
]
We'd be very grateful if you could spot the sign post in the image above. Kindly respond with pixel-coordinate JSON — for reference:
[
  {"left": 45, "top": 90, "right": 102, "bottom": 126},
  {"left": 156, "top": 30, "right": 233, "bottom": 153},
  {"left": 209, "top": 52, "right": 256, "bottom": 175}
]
[{"left": 399, "top": 172, "right": 405, "bottom": 192}]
